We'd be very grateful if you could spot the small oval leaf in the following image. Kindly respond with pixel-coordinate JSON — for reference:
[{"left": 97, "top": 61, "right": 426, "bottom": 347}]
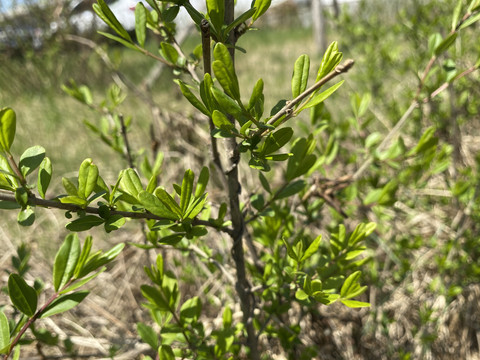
[{"left": 8, "top": 274, "right": 37, "bottom": 317}]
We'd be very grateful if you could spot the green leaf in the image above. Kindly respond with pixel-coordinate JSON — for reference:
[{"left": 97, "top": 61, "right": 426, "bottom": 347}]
[
  {"left": 19, "top": 146, "right": 45, "bottom": 177},
  {"left": 154, "top": 187, "right": 182, "bottom": 218},
  {"left": 195, "top": 166, "right": 209, "bottom": 198},
  {"left": 159, "top": 345, "right": 175, "bottom": 360},
  {"left": 286, "top": 137, "right": 317, "bottom": 181},
  {"left": 265, "top": 153, "right": 291, "bottom": 161},
  {"left": 93, "top": 0, "right": 132, "bottom": 41},
  {"left": 248, "top": 78, "right": 265, "bottom": 120},
  {"left": 40, "top": 291, "right": 89, "bottom": 318},
  {"left": 180, "top": 170, "right": 194, "bottom": 214},
  {"left": 316, "top": 41, "right": 343, "bottom": 81},
  {"left": 176, "top": 80, "right": 210, "bottom": 116},
  {"left": 301, "top": 235, "right": 321, "bottom": 262},
  {"left": 17, "top": 206, "right": 35, "bottom": 227},
  {"left": 104, "top": 215, "right": 126, "bottom": 233},
  {"left": 139, "top": 191, "right": 179, "bottom": 220},
  {"left": 292, "top": 54, "right": 310, "bottom": 99},
  {"left": 163, "top": 5, "right": 179, "bottom": 22},
  {"left": 282, "top": 238, "right": 298, "bottom": 262},
  {"left": 15, "top": 187, "right": 28, "bottom": 207},
  {"left": 141, "top": 285, "right": 169, "bottom": 311},
  {"left": 428, "top": 33, "right": 442, "bottom": 56},
  {"left": 213, "top": 43, "right": 240, "bottom": 100},
  {"left": 183, "top": 1, "right": 205, "bottom": 26},
  {"left": 408, "top": 126, "right": 437, "bottom": 156},
  {"left": 276, "top": 180, "right": 306, "bottom": 200},
  {"left": 37, "top": 157, "right": 52, "bottom": 199},
  {"left": 0, "top": 107, "right": 16, "bottom": 153},
  {"left": 434, "top": 33, "right": 458, "bottom": 56},
  {"left": 210, "top": 86, "right": 243, "bottom": 120},
  {"left": 73, "top": 235, "right": 92, "bottom": 278},
  {"left": 212, "top": 110, "right": 234, "bottom": 131},
  {"left": 0, "top": 311, "right": 10, "bottom": 354},
  {"left": 249, "top": 156, "right": 270, "bottom": 171},
  {"left": 295, "top": 288, "right": 309, "bottom": 301},
  {"left": 120, "top": 169, "right": 143, "bottom": 200},
  {"left": 206, "top": 0, "right": 224, "bottom": 33},
  {"left": 184, "top": 193, "right": 207, "bottom": 219},
  {"left": 65, "top": 270, "right": 103, "bottom": 294},
  {"left": 0, "top": 154, "right": 17, "bottom": 190},
  {"left": 76, "top": 243, "right": 124, "bottom": 279},
  {"left": 137, "top": 323, "right": 159, "bottom": 350},
  {"left": 97, "top": 31, "right": 139, "bottom": 51},
  {"left": 180, "top": 296, "right": 201, "bottom": 323},
  {"left": 53, "top": 234, "right": 81, "bottom": 291},
  {"left": 340, "top": 271, "right": 367, "bottom": 299},
  {"left": 212, "top": 61, "right": 241, "bottom": 101},
  {"left": 11, "top": 345, "right": 20, "bottom": 360},
  {"left": 459, "top": 11, "right": 480, "bottom": 29},
  {"left": 77, "top": 159, "right": 98, "bottom": 200},
  {"left": 62, "top": 177, "right": 78, "bottom": 196},
  {"left": 259, "top": 172, "right": 271, "bottom": 194},
  {"left": 200, "top": 73, "right": 215, "bottom": 113},
  {"left": 135, "top": 2, "right": 147, "bottom": 47},
  {"left": 468, "top": 0, "right": 480, "bottom": 12},
  {"left": 66, "top": 215, "right": 105, "bottom": 232},
  {"left": 160, "top": 42, "right": 179, "bottom": 64},
  {"left": 222, "top": 306, "right": 232, "bottom": 328},
  {"left": 351, "top": 92, "right": 371, "bottom": 118},
  {"left": 259, "top": 127, "right": 293, "bottom": 155},
  {"left": 59, "top": 196, "right": 88, "bottom": 207},
  {"left": 340, "top": 299, "right": 370, "bottom": 308},
  {"left": 8, "top": 273, "right": 37, "bottom": 317},
  {"left": 224, "top": 7, "right": 256, "bottom": 35},
  {"left": 252, "top": 0, "right": 271, "bottom": 21},
  {"left": 299, "top": 81, "right": 344, "bottom": 111},
  {"left": 452, "top": 0, "right": 463, "bottom": 30}
]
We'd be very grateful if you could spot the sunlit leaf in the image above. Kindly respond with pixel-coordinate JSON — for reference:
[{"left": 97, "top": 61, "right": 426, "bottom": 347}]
[
  {"left": 93, "top": 0, "right": 132, "bottom": 41},
  {"left": 252, "top": 0, "right": 271, "bottom": 21},
  {"left": 53, "top": 234, "right": 81, "bottom": 291},
  {"left": 137, "top": 323, "right": 159, "bottom": 350},
  {"left": 19, "top": 146, "right": 45, "bottom": 177},
  {"left": 0, "top": 107, "right": 16, "bottom": 153},
  {"left": 17, "top": 206, "right": 35, "bottom": 227},
  {"left": 40, "top": 291, "right": 89, "bottom": 318},
  {"left": 135, "top": 2, "right": 147, "bottom": 47},
  {"left": 77, "top": 159, "right": 98, "bottom": 200},
  {"left": 292, "top": 54, "right": 310, "bottom": 98},
  {"left": 0, "top": 311, "right": 9, "bottom": 354}
]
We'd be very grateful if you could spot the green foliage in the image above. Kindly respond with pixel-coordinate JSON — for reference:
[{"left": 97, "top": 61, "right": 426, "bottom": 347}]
[
  {"left": 2, "top": 0, "right": 480, "bottom": 359},
  {"left": 1, "top": 237, "right": 123, "bottom": 358}
]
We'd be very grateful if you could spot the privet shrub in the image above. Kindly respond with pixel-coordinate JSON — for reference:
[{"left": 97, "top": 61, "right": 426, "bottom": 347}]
[{"left": 1, "top": 0, "right": 480, "bottom": 359}]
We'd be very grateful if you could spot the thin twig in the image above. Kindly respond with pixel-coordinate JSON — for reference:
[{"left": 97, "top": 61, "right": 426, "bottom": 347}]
[
  {"left": 256, "top": 59, "right": 355, "bottom": 138},
  {"left": 224, "top": 0, "right": 259, "bottom": 356},
  {"left": 0, "top": 191, "right": 233, "bottom": 235}
]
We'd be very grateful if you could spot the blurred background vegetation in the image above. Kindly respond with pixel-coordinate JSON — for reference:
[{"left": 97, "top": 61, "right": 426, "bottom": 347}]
[{"left": 1, "top": 0, "right": 480, "bottom": 359}]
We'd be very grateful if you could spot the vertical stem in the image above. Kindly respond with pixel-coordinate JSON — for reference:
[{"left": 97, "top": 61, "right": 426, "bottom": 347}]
[
  {"left": 119, "top": 114, "right": 135, "bottom": 170},
  {"left": 223, "top": 0, "right": 260, "bottom": 358}
]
